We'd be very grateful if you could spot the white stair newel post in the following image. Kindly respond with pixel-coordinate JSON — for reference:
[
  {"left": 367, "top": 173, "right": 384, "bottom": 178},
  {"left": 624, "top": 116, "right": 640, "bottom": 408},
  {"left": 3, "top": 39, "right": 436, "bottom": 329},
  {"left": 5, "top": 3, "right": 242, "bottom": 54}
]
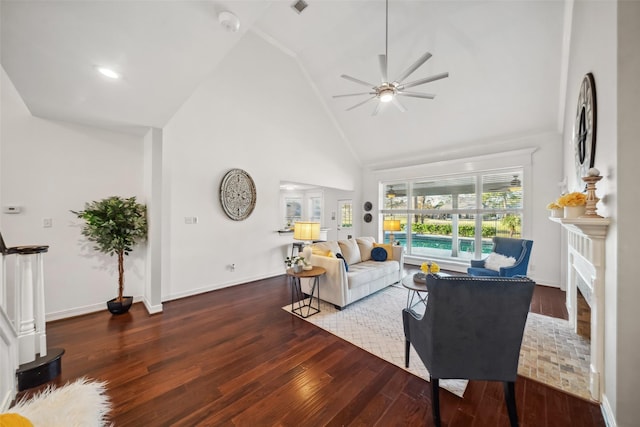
[
  {"left": 17, "top": 254, "right": 36, "bottom": 364},
  {"left": 34, "top": 252, "right": 47, "bottom": 357}
]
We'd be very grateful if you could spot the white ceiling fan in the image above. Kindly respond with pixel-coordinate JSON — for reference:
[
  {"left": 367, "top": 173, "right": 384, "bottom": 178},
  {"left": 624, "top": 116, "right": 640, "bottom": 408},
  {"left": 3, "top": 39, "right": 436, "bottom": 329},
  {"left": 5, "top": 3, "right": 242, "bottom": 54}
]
[{"left": 333, "top": 0, "right": 449, "bottom": 115}]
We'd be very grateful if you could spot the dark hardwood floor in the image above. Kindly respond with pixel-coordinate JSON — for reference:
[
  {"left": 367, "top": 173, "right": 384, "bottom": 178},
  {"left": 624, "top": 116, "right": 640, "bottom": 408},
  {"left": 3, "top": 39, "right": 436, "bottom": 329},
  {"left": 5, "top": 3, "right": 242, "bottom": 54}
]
[{"left": 26, "top": 274, "right": 601, "bottom": 426}]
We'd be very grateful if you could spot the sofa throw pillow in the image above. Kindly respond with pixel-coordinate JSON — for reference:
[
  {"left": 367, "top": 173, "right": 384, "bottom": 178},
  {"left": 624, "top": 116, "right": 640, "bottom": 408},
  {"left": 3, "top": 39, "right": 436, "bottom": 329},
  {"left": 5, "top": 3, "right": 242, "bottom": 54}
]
[
  {"left": 338, "top": 239, "right": 362, "bottom": 265},
  {"left": 311, "top": 241, "right": 341, "bottom": 257},
  {"left": 484, "top": 252, "right": 517, "bottom": 271},
  {"left": 336, "top": 253, "right": 349, "bottom": 272},
  {"left": 371, "top": 247, "right": 387, "bottom": 262},
  {"left": 373, "top": 243, "right": 393, "bottom": 260},
  {"left": 356, "top": 236, "right": 376, "bottom": 261}
]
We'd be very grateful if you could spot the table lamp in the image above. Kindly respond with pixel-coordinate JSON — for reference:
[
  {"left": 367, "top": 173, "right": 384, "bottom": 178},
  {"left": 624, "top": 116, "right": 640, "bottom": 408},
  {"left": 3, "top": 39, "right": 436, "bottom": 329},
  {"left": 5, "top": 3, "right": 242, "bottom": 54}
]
[
  {"left": 383, "top": 219, "right": 401, "bottom": 244},
  {"left": 294, "top": 221, "right": 320, "bottom": 269}
]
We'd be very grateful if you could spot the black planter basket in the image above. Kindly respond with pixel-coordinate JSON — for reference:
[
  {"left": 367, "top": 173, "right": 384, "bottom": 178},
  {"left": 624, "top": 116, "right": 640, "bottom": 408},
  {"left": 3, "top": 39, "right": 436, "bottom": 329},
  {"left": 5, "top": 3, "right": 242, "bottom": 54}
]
[{"left": 107, "top": 296, "right": 133, "bottom": 315}]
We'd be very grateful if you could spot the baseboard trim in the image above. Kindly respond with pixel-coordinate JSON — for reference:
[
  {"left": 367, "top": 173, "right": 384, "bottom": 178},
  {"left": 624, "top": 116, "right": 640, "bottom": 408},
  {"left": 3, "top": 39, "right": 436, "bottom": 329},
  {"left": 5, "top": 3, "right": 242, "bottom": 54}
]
[
  {"left": 142, "top": 298, "right": 163, "bottom": 315},
  {"left": 601, "top": 393, "right": 616, "bottom": 427},
  {"left": 163, "top": 271, "right": 284, "bottom": 303},
  {"left": 45, "top": 296, "right": 144, "bottom": 321}
]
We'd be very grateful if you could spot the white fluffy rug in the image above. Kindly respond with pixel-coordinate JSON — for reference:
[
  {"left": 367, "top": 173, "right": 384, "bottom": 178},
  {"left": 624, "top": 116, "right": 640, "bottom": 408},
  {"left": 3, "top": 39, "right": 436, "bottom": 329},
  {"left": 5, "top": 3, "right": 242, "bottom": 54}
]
[
  {"left": 283, "top": 284, "right": 591, "bottom": 400},
  {"left": 9, "top": 378, "right": 111, "bottom": 427}
]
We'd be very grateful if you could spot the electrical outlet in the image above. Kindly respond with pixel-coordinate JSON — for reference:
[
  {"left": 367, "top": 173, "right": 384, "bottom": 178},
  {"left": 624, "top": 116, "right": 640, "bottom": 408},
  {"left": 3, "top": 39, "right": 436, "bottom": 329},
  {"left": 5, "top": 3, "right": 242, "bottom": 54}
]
[
  {"left": 43, "top": 218, "right": 53, "bottom": 228},
  {"left": 3, "top": 205, "right": 21, "bottom": 214}
]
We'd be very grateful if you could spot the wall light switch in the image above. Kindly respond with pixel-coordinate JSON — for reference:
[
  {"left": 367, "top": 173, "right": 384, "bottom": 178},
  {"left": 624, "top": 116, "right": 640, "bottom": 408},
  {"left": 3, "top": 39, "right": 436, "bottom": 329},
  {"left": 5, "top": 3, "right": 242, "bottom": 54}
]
[{"left": 43, "top": 218, "right": 53, "bottom": 228}]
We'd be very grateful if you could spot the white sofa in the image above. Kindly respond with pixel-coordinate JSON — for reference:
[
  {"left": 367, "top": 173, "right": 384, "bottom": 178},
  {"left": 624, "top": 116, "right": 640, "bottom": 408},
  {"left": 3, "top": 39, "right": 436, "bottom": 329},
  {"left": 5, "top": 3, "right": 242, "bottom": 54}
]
[{"left": 300, "top": 237, "right": 404, "bottom": 309}]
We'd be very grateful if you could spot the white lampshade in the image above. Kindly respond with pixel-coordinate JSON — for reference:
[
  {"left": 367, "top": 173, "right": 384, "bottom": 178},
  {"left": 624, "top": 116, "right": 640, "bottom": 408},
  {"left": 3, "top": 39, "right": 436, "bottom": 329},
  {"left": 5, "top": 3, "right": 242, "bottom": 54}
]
[{"left": 293, "top": 221, "right": 320, "bottom": 241}]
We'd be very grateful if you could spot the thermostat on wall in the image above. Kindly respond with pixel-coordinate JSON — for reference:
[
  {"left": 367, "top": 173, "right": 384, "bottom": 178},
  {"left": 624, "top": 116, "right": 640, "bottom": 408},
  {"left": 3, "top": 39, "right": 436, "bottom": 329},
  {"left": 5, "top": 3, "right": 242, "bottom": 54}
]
[{"left": 3, "top": 205, "right": 22, "bottom": 214}]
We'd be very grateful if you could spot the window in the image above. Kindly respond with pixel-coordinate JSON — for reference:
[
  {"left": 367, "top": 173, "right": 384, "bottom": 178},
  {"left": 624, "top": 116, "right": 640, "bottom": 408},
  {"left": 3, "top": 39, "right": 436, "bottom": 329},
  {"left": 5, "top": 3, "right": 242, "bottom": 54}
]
[
  {"left": 285, "top": 198, "right": 302, "bottom": 227},
  {"left": 381, "top": 170, "right": 523, "bottom": 261},
  {"left": 309, "top": 196, "right": 322, "bottom": 222},
  {"left": 340, "top": 202, "right": 353, "bottom": 228}
]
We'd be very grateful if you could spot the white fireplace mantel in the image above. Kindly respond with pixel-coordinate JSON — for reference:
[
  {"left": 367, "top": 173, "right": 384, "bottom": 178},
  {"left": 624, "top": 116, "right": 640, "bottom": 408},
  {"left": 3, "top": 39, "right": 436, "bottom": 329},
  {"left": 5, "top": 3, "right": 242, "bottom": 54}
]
[
  {"left": 550, "top": 215, "right": 610, "bottom": 402},
  {"left": 549, "top": 216, "right": 611, "bottom": 238}
]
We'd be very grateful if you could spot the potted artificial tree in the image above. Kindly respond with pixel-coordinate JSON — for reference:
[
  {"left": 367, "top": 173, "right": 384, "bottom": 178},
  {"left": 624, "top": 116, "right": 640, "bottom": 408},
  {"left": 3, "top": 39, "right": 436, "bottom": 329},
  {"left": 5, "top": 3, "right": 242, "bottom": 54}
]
[{"left": 72, "top": 196, "right": 147, "bottom": 314}]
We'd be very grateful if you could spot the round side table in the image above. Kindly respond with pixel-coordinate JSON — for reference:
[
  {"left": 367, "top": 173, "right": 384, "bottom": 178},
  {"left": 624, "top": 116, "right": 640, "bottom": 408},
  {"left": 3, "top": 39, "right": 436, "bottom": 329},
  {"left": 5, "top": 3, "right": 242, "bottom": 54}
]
[
  {"left": 401, "top": 274, "right": 429, "bottom": 310},
  {"left": 286, "top": 266, "right": 326, "bottom": 318}
]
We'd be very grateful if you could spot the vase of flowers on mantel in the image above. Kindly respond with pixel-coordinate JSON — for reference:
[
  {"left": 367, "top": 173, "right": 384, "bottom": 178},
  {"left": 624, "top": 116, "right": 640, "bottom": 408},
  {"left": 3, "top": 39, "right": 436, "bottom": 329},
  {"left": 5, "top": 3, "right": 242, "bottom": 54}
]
[
  {"left": 546, "top": 202, "right": 564, "bottom": 218},
  {"left": 557, "top": 192, "right": 587, "bottom": 219}
]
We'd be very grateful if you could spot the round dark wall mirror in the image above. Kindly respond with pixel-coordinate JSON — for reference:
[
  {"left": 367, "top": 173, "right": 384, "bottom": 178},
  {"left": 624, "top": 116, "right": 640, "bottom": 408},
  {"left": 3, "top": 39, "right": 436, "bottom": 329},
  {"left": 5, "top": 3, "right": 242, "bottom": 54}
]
[
  {"left": 364, "top": 201, "right": 372, "bottom": 212},
  {"left": 363, "top": 213, "right": 372, "bottom": 223}
]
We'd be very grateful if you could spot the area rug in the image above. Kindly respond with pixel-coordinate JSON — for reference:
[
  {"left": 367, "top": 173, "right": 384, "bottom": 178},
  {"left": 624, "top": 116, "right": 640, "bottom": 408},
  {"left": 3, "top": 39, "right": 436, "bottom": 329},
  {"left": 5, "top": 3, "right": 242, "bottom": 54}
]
[
  {"left": 283, "top": 285, "right": 591, "bottom": 400},
  {"left": 283, "top": 286, "right": 468, "bottom": 397}
]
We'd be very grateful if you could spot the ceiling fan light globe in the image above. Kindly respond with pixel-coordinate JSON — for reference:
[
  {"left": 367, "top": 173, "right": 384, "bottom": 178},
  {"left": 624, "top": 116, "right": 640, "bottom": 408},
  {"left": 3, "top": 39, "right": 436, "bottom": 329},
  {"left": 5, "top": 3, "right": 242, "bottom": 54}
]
[{"left": 379, "top": 91, "right": 394, "bottom": 103}]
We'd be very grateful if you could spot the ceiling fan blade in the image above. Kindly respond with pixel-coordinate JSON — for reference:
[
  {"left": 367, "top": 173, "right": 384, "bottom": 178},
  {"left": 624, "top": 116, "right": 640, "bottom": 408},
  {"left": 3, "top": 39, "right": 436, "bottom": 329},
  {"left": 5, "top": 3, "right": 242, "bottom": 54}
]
[
  {"left": 378, "top": 54, "right": 388, "bottom": 82},
  {"left": 341, "top": 74, "right": 377, "bottom": 88},
  {"left": 397, "top": 91, "right": 436, "bottom": 99},
  {"left": 391, "top": 96, "right": 407, "bottom": 112},
  {"left": 346, "top": 96, "right": 377, "bottom": 111},
  {"left": 333, "top": 92, "right": 376, "bottom": 98},
  {"left": 398, "top": 72, "right": 449, "bottom": 90},
  {"left": 372, "top": 101, "right": 382, "bottom": 116},
  {"left": 394, "top": 52, "right": 432, "bottom": 83}
]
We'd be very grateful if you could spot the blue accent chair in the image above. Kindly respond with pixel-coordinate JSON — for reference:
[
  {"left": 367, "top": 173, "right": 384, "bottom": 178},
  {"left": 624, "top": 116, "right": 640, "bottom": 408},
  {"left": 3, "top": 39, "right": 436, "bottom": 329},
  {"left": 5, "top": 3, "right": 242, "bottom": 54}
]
[
  {"left": 467, "top": 237, "right": 533, "bottom": 277},
  {"left": 403, "top": 274, "right": 535, "bottom": 427}
]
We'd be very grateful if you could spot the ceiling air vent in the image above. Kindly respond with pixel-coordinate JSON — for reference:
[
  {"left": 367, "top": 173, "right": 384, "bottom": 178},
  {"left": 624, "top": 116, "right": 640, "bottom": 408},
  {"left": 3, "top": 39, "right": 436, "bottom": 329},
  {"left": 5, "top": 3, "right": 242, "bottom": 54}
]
[{"left": 291, "top": 0, "right": 308, "bottom": 14}]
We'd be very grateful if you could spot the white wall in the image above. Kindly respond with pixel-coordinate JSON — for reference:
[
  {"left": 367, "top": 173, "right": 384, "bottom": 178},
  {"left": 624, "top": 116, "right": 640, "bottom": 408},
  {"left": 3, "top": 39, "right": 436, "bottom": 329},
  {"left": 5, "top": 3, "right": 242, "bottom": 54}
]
[
  {"left": 161, "top": 31, "right": 361, "bottom": 301},
  {"left": 615, "top": 2, "right": 640, "bottom": 426},
  {"left": 361, "top": 132, "right": 563, "bottom": 287},
  {"left": 563, "top": 0, "right": 619, "bottom": 422},
  {"left": 1, "top": 67, "right": 147, "bottom": 320},
  {"left": 562, "top": 0, "right": 640, "bottom": 424}
]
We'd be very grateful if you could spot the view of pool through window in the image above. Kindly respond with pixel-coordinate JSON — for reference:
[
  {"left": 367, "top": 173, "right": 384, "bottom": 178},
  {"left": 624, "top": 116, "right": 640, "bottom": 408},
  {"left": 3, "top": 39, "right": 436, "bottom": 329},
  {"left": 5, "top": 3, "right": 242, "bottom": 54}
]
[{"left": 381, "top": 171, "right": 523, "bottom": 261}]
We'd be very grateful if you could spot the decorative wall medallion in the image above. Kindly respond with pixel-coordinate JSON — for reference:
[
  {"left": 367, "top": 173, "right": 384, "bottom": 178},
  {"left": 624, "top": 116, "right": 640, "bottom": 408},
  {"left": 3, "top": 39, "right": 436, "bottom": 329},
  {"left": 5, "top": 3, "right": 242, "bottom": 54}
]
[
  {"left": 573, "top": 73, "right": 597, "bottom": 191},
  {"left": 220, "top": 169, "right": 257, "bottom": 221},
  {"left": 363, "top": 201, "right": 372, "bottom": 212},
  {"left": 363, "top": 213, "right": 372, "bottom": 223}
]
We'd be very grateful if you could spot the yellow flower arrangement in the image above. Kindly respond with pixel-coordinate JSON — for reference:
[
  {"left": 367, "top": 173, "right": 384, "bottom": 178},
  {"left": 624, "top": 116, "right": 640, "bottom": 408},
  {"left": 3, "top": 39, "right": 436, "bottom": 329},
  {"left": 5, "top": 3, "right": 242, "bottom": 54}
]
[
  {"left": 420, "top": 261, "right": 440, "bottom": 274},
  {"left": 546, "top": 202, "right": 562, "bottom": 210},
  {"left": 556, "top": 192, "right": 587, "bottom": 207}
]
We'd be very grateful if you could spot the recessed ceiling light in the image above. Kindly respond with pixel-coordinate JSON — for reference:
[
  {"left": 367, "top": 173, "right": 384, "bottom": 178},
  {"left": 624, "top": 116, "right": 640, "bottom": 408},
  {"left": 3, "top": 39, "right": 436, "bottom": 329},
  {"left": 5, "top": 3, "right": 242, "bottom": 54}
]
[{"left": 96, "top": 67, "right": 120, "bottom": 79}]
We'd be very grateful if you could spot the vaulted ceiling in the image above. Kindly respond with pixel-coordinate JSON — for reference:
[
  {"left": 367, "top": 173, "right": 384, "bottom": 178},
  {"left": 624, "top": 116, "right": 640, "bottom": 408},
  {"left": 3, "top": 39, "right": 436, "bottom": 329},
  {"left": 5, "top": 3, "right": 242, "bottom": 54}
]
[{"left": 1, "top": 0, "right": 567, "bottom": 166}]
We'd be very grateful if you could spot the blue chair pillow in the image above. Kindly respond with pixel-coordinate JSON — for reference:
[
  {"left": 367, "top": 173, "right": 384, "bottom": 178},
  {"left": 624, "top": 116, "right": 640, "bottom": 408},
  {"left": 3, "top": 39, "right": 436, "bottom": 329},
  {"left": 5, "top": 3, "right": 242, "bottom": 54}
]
[
  {"left": 336, "top": 253, "right": 349, "bottom": 271},
  {"left": 371, "top": 247, "right": 388, "bottom": 261}
]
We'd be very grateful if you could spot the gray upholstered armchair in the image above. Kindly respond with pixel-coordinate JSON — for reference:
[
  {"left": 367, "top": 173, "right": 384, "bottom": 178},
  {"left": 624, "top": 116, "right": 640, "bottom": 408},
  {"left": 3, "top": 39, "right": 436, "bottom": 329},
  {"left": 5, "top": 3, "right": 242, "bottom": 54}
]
[{"left": 402, "top": 274, "right": 535, "bottom": 427}]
